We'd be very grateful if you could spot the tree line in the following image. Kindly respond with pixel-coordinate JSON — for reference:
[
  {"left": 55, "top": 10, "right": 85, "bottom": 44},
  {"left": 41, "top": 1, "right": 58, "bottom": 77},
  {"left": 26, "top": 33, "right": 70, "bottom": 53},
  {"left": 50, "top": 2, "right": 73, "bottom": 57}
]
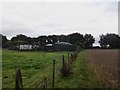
[{"left": 1, "top": 32, "right": 120, "bottom": 49}]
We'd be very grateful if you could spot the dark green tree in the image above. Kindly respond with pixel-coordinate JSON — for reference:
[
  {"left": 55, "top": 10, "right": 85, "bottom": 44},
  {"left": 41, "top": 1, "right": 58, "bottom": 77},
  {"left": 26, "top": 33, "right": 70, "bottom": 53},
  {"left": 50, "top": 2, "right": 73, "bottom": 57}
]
[
  {"left": 99, "top": 33, "right": 120, "bottom": 48},
  {"left": 0, "top": 34, "right": 8, "bottom": 48},
  {"left": 58, "top": 35, "right": 68, "bottom": 42},
  {"left": 50, "top": 35, "right": 59, "bottom": 43},
  {"left": 67, "top": 32, "right": 84, "bottom": 46},
  {"left": 38, "top": 36, "right": 47, "bottom": 45},
  {"left": 11, "top": 34, "right": 28, "bottom": 41},
  {"left": 84, "top": 34, "right": 95, "bottom": 48}
]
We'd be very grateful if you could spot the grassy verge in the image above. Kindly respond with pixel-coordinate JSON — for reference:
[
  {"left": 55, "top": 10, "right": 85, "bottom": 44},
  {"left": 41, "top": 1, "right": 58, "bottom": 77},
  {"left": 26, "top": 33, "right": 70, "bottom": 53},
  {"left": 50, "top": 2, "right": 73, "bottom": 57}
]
[{"left": 55, "top": 51, "right": 100, "bottom": 88}]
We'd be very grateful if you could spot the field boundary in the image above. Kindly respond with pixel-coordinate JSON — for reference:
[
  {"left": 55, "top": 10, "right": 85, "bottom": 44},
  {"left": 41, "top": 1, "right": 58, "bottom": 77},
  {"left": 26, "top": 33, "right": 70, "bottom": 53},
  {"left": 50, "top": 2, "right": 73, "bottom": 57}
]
[{"left": 15, "top": 51, "right": 79, "bottom": 89}]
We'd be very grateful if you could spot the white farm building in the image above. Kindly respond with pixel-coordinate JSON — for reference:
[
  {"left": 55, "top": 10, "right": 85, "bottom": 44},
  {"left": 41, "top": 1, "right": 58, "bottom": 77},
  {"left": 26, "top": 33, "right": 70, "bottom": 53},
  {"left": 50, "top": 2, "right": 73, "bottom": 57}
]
[{"left": 19, "top": 44, "right": 32, "bottom": 50}]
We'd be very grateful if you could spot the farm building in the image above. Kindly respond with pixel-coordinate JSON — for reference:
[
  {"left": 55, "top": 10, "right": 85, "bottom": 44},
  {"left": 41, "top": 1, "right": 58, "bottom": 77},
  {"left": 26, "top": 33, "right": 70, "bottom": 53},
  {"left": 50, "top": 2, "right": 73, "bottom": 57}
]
[
  {"left": 19, "top": 44, "right": 32, "bottom": 51},
  {"left": 45, "top": 42, "right": 77, "bottom": 51},
  {"left": 44, "top": 44, "right": 53, "bottom": 51},
  {"left": 54, "top": 42, "right": 76, "bottom": 51}
]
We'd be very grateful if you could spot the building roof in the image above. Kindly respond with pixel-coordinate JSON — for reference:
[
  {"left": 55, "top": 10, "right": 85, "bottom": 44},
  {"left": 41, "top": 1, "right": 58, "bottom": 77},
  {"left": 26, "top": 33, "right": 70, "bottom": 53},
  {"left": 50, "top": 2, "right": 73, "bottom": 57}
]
[
  {"left": 20, "top": 44, "right": 32, "bottom": 46},
  {"left": 45, "top": 44, "right": 53, "bottom": 46},
  {"left": 55, "top": 42, "right": 73, "bottom": 45}
]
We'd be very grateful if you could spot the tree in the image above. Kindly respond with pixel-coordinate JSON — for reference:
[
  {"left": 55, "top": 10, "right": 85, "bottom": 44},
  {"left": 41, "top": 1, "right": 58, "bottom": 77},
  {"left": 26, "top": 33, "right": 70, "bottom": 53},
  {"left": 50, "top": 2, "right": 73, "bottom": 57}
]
[
  {"left": 50, "top": 35, "right": 59, "bottom": 43},
  {"left": 67, "top": 32, "right": 84, "bottom": 46},
  {"left": 84, "top": 34, "right": 95, "bottom": 48},
  {"left": 11, "top": 34, "right": 28, "bottom": 41},
  {"left": 99, "top": 33, "right": 120, "bottom": 48},
  {"left": 4, "top": 41, "right": 28, "bottom": 48},
  {"left": 47, "top": 35, "right": 53, "bottom": 44},
  {"left": 27, "top": 37, "right": 39, "bottom": 45},
  {"left": 37, "top": 36, "right": 47, "bottom": 50},
  {"left": 38, "top": 36, "right": 47, "bottom": 45},
  {"left": 58, "top": 35, "right": 68, "bottom": 42},
  {"left": 0, "top": 34, "right": 8, "bottom": 48}
]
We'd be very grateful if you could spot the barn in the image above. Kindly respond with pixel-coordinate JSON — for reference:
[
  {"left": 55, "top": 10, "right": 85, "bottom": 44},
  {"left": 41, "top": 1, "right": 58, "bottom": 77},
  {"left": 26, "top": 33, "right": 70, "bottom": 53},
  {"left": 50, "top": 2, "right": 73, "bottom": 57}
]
[
  {"left": 45, "top": 42, "right": 77, "bottom": 51},
  {"left": 19, "top": 44, "right": 32, "bottom": 51},
  {"left": 53, "top": 42, "right": 76, "bottom": 51}
]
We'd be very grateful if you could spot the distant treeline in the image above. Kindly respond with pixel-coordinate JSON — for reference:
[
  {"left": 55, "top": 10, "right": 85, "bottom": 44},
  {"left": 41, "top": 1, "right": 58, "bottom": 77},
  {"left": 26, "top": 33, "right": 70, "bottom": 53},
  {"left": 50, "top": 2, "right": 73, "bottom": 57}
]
[{"left": 0, "top": 32, "right": 120, "bottom": 49}]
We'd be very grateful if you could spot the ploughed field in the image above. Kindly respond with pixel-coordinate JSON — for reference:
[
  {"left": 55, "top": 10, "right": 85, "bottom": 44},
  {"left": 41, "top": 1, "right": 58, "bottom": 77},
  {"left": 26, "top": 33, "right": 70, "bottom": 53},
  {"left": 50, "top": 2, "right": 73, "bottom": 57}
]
[{"left": 86, "top": 49, "right": 119, "bottom": 88}]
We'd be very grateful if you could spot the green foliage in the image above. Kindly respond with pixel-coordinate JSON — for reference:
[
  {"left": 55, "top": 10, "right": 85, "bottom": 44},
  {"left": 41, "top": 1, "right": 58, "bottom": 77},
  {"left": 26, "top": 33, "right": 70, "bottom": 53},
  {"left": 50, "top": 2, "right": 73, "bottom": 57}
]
[
  {"left": 0, "top": 34, "right": 8, "bottom": 48},
  {"left": 99, "top": 33, "right": 120, "bottom": 48},
  {"left": 84, "top": 34, "right": 95, "bottom": 48},
  {"left": 11, "top": 34, "right": 28, "bottom": 41},
  {"left": 3, "top": 41, "right": 29, "bottom": 50},
  {"left": 1, "top": 33, "right": 96, "bottom": 49},
  {"left": 68, "top": 32, "right": 84, "bottom": 45}
]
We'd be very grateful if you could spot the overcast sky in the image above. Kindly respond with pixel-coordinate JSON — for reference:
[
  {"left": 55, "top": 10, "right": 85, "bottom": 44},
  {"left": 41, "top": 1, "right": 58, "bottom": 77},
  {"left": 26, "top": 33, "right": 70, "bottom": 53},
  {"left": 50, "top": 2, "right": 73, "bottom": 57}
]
[{"left": 1, "top": 1, "right": 118, "bottom": 46}]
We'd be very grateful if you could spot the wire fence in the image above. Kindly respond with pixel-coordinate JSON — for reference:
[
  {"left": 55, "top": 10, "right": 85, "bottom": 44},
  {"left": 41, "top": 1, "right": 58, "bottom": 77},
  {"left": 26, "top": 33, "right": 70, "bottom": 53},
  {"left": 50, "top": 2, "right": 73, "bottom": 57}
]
[{"left": 15, "top": 51, "right": 79, "bottom": 89}]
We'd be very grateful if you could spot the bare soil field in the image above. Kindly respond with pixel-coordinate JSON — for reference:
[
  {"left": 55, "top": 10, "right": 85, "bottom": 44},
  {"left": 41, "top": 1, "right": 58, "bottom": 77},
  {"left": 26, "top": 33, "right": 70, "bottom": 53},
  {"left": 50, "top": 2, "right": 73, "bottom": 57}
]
[{"left": 86, "top": 49, "right": 119, "bottom": 88}]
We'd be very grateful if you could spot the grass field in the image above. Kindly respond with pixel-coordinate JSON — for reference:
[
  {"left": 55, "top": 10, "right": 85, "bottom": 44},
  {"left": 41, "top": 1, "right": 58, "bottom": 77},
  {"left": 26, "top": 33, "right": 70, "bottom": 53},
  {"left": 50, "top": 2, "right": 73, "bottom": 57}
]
[
  {"left": 86, "top": 49, "right": 119, "bottom": 88},
  {"left": 2, "top": 49, "right": 99, "bottom": 88},
  {"left": 2, "top": 49, "right": 69, "bottom": 88},
  {"left": 0, "top": 49, "right": 2, "bottom": 89}
]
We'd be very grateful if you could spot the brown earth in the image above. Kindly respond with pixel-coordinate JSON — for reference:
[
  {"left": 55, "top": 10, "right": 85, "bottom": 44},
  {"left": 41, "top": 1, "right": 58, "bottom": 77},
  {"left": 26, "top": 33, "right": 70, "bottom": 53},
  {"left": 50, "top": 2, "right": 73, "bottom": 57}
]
[{"left": 85, "top": 49, "right": 119, "bottom": 88}]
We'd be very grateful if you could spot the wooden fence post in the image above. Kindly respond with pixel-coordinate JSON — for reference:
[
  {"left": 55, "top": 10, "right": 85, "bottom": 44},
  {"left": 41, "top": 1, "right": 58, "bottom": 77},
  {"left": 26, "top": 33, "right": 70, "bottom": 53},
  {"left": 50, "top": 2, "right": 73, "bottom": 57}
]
[
  {"left": 73, "top": 52, "right": 75, "bottom": 60},
  {"left": 62, "top": 55, "right": 65, "bottom": 67},
  {"left": 44, "top": 77, "right": 47, "bottom": 88},
  {"left": 52, "top": 60, "right": 55, "bottom": 88},
  {"left": 68, "top": 53, "right": 69, "bottom": 64},
  {"left": 15, "top": 69, "right": 23, "bottom": 90},
  {"left": 71, "top": 53, "right": 73, "bottom": 63}
]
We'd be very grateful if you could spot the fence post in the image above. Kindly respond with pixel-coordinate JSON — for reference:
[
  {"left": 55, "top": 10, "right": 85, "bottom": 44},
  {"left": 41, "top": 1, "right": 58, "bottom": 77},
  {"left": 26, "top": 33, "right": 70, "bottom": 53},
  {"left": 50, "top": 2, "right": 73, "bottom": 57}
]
[
  {"left": 52, "top": 60, "right": 55, "bottom": 88},
  {"left": 71, "top": 53, "right": 73, "bottom": 63},
  {"left": 44, "top": 77, "right": 47, "bottom": 88},
  {"left": 73, "top": 52, "right": 75, "bottom": 60},
  {"left": 15, "top": 69, "right": 23, "bottom": 90},
  {"left": 62, "top": 55, "right": 65, "bottom": 67},
  {"left": 68, "top": 53, "right": 69, "bottom": 64}
]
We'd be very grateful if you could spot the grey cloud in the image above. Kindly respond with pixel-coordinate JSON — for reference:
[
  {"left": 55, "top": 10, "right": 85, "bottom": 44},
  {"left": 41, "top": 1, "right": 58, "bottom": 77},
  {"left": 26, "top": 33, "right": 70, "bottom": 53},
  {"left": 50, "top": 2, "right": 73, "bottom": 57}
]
[{"left": 2, "top": 2, "right": 118, "bottom": 44}]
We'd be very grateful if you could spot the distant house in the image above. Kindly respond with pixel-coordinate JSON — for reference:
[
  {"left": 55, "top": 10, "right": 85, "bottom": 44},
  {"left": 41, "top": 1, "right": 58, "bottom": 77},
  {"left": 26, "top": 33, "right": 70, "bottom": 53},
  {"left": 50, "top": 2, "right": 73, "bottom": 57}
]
[
  {"left": 45, "top": 42, "right": 77, "bottom": 51},
  {"left": 19, "top": 44, "right": 32, "bottom": 51}
]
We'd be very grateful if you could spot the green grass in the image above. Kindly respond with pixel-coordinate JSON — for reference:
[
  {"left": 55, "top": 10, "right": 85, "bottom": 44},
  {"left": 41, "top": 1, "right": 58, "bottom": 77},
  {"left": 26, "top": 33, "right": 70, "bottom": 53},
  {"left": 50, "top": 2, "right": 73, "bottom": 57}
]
[
  {"left": 2, "top": 49, "right": 68, "bottom": 88},
  {"left": 0, "top": 49, "right": 2, "bottom": 89},
  {"left": 2, "top": 49, "right": 99, "bottom": 88},
  {"left": 55, "top": 51, "right": 100, "bottom": 88}
]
